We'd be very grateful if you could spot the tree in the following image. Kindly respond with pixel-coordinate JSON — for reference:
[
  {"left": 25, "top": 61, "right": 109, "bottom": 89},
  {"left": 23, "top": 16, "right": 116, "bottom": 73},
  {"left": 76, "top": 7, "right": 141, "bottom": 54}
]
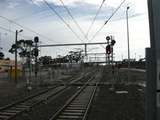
[
  {"left": 0, "top": 52, "right": 4, "bottom": 60},
  {"left": 68, "top": 50, "right": 83, "bottom": 63},
  {"left": 9, "top": 40, "right": 34, "bottom": 59},
  {"left": 5, "top": 57, "right": 10, "bottom": 60},
  {"left": 39, "top": 56, "right": 52, "bottom": 65}
]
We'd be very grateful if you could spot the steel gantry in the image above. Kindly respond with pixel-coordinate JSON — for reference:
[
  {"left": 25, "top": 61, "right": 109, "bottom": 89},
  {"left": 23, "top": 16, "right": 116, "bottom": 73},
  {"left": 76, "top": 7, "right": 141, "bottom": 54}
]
[{"left": 38, "top": 42, "right": 108, "bottom": 56}]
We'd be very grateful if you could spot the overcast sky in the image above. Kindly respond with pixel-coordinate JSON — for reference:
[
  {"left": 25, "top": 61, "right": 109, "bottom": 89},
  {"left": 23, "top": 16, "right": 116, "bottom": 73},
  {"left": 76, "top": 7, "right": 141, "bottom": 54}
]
[{"left": 0, "top": 0, "right": 150, "bottom": 61}]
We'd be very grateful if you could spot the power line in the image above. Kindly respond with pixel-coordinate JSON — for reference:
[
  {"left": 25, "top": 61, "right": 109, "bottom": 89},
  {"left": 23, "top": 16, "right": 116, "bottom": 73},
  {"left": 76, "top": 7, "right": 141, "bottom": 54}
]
[
  {"left": 86, "top": 0, "right": 106, "bottom": 38},
  {"left": 89, "top": 0, "right": 126, "bottom": 43},
  {"left": 0, "top": 25, "right": 68, "bottom": 59},
  {"left": 0, "top": 25, "right": 54, "bottom": 46},
  {"left": 0, "top": 25, "right": 66, "bottom": 54},
  {"left": 0, "top": 25, "right": 31, "bottom": 39},
  {"left": 58, "top": 0, "right": 87, "bottom": 41},
  {"left": 0, "top": 15, "right": 58, "bottom": 43},
  {"left": 42, "top": 0, "right": 84, "bottom": 43}
]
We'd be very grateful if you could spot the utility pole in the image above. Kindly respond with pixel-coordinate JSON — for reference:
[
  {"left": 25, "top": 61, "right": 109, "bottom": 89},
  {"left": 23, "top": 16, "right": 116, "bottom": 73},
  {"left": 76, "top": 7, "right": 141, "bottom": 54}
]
[
  {"left": 84, "top": 44, "right": 87, "bottom": 56},
  {"left": 106, "top": 36, "right": 110, "bottom": 64},
  {"left": 0, "top": 33, "right": 1, "bottom": 51},
  {"left": 15, "top": 30, "right": 18, "bottom": 84},
  {"left": 110, "top": 36, "right": 114, "bottom": 66},
  {"left": 126, "top": 6, "right": 130, "bottom": 84},
  {"left": 14, "top": 29, "right": 23, "bottom": 84},
  {"left": 34, "top": 36, "right": 39, "bottom": 85},
  {"left": 27, "top": 45, "right": 32, "bottom": 90}
]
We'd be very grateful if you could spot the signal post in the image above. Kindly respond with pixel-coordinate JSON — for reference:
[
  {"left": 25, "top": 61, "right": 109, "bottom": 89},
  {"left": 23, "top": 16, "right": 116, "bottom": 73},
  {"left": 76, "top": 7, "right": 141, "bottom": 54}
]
[{"left": 105, "top": 36, "right": 116, "bottom": 65}]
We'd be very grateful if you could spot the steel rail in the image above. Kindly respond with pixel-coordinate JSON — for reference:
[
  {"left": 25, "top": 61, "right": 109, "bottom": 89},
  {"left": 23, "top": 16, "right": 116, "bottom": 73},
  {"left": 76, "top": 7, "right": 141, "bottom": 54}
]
[
  {"left": 0, "top": 85, "right": 67, "bottom": 120},
  {"left": 0, "top": 70, "right": 95, "bottom": 120},
  {"left": 49, "top": 75, "right": 99, "bottom": 120},
  {"left": 82, "top": 83, "right": 99, "bottom": 120},
  {"left": 0, "top": 85, "right": 59, "bottom": 111}
]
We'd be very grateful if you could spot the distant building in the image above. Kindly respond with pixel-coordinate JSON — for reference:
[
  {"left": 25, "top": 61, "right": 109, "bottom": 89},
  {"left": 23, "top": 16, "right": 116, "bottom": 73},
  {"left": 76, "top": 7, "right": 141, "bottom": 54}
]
[
  {"left": 122, "top": 59, "right": 136, "bottom": 62},
  {"left": 0, "top": 60, "right": 22, "bottom": 73}
]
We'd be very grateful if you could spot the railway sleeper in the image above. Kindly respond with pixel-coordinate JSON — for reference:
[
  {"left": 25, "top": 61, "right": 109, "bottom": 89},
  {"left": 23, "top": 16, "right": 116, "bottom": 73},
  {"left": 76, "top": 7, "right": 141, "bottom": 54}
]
[
  {"left": 2, "top": 110, "right": 20, "bottom": 113},
  {"left": 68, "top": 104, "right": 86, "bottom": 107},
  {"left": 61, "top": 112, "right": 83, "bottom": 116},
  {"left": 64, "top": 109, "right": 85, "bottom": 113},
  {"left": 58, "top": 115, "right": 83, "bottom": 119},
  {"left": 0, "top": 112, "right": 17, "bottom": 116},
  {"left": 0, "top": 114, "right": 10, "bottom": 119}
]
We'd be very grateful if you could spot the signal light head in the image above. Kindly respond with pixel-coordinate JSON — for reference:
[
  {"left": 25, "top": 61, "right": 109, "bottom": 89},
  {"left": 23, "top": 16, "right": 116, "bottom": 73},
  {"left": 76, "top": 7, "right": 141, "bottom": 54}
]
[
  {"left": 106, "top": 45, "right": 111, "bottom": 54},
  {"left": 106, "top": 36, "right": 110, "bottom": 41},
  {"left": 34, "top": 36, "right": 39, "bottom": 43},
  {"left": 111, "top": 40, "right": 116, "bottom": 46}
]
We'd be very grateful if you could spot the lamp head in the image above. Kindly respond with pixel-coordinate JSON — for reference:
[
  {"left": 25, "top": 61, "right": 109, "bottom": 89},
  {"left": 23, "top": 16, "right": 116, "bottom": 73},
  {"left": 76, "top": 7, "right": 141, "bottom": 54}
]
[{"left": 19, "top": 29, "right": 23, "bottom": 33}]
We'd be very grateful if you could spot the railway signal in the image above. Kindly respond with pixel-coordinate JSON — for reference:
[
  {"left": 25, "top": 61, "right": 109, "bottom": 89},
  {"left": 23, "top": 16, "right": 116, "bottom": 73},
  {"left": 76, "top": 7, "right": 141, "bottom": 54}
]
[
  {"left": 111, "top": 40, "right": 116, "bottom": 46},
  {"left": 106, "top": 36, "right": 110, "bottom": 41},
  {"left": 32, "top": 48, "right": 39, "bottom": 57},
  {"left": 34, "top": 36, "right": 39, "bottom": 43},
  {"left": 106, "top": 45, "right": 111, "bottom": 54},
  {"left": 34, "top": 36, "right": 39, "bottom": 83},
  {"left": 105, "top": 36, "right": 116, "bottom": 55},
  {"left": 106, "top": 35, "right": 116, "bottom": 91}
]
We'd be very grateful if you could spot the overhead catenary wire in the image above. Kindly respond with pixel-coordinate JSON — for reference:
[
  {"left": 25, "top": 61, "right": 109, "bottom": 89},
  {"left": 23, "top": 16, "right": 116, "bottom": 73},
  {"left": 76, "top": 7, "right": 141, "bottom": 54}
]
[
  {"left": 0, "top": 25, "right": 31, "bottom": 40},
  {"left": 58, "top": 0, "right": 87, "bottom": 41},
  {"left": 89, "top": 0, "right": 126, "bottom": 43},
  {"left": 0, "top": 25, "right": 65, "bottom": 54},
  {"left": 27, "top": 0, "right": 85, "bottom": 51},
  {"left": 27, "top": 0, "right": 75, "bottom": 53},
  {"left": 0, "top": 15, "right": 58, "bottom": 43},
  {"left": 0, "top": 17, "right": 84, "bottom": 56},
  {"left": 42, "top": 0, "right": 84, "bottom": 43},
  {"left": 86, "top": 0, "right": 106, "bottom": 38},
  {"left": 0, "top": 25, "right": 56, "bottom": 47},
  {"left": 31, "top": 0, "right": 104, "bottom": 51},
  {"left": 0, "top": 26, "right": 63, "bottom": 58}
]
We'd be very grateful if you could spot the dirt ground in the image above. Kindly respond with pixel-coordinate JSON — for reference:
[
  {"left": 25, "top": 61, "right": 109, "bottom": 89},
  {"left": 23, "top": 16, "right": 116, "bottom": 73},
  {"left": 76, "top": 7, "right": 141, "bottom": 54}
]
[
  {"left": 0, "top": 81, "right": 49, "bottom": 107},
  {"left": 0, "top": 68, "right": 81, "bottom": 107},
  {"left": 0, "top": 66, "right": 145, "bottom": 120},
  {"left": 88, "top": 67, "right": 145, "bottom": 120}
]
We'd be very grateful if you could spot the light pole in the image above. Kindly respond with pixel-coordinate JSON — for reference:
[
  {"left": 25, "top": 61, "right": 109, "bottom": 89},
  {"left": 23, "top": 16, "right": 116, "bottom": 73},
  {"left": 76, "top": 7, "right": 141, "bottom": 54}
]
[
  {"left": 0, "top": 33, "right": 1, "bottom": 51},
  {"left": 15, "top": 29, "right": 23, "bottom": 84},
  {"left": 126, "top": 6, "right": 130, "bottom": 83}
]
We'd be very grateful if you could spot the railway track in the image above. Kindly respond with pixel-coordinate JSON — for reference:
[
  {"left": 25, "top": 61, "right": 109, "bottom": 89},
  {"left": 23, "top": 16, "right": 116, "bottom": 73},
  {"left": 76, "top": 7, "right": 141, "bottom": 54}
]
[
  {"left": 0, "top": 85, "right": 68, "bottom": 120},
  {"left": 0, "top": 69, "right": 96, "bottom": 120},
  {"left": 49, "top": 77, "right": 99, "bottom": 120}
]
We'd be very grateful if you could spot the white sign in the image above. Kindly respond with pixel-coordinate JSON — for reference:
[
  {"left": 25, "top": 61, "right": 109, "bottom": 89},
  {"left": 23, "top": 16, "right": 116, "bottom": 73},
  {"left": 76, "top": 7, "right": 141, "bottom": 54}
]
[
  {"left": 157, "top": 60, "right": 160, "bottom": 90},
  {"left": 157, "top": 93, "right": 160, "bottom": 107}
]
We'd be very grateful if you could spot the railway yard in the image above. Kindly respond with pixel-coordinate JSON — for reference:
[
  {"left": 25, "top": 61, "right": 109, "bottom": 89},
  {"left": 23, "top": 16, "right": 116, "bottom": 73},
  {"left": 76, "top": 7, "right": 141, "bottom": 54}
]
[
  {"left": 0, "top": 66, "right": 145, "bottom": 120},
  {"left": 2, "top": 0, "right": 160, "bottom": 119}
]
